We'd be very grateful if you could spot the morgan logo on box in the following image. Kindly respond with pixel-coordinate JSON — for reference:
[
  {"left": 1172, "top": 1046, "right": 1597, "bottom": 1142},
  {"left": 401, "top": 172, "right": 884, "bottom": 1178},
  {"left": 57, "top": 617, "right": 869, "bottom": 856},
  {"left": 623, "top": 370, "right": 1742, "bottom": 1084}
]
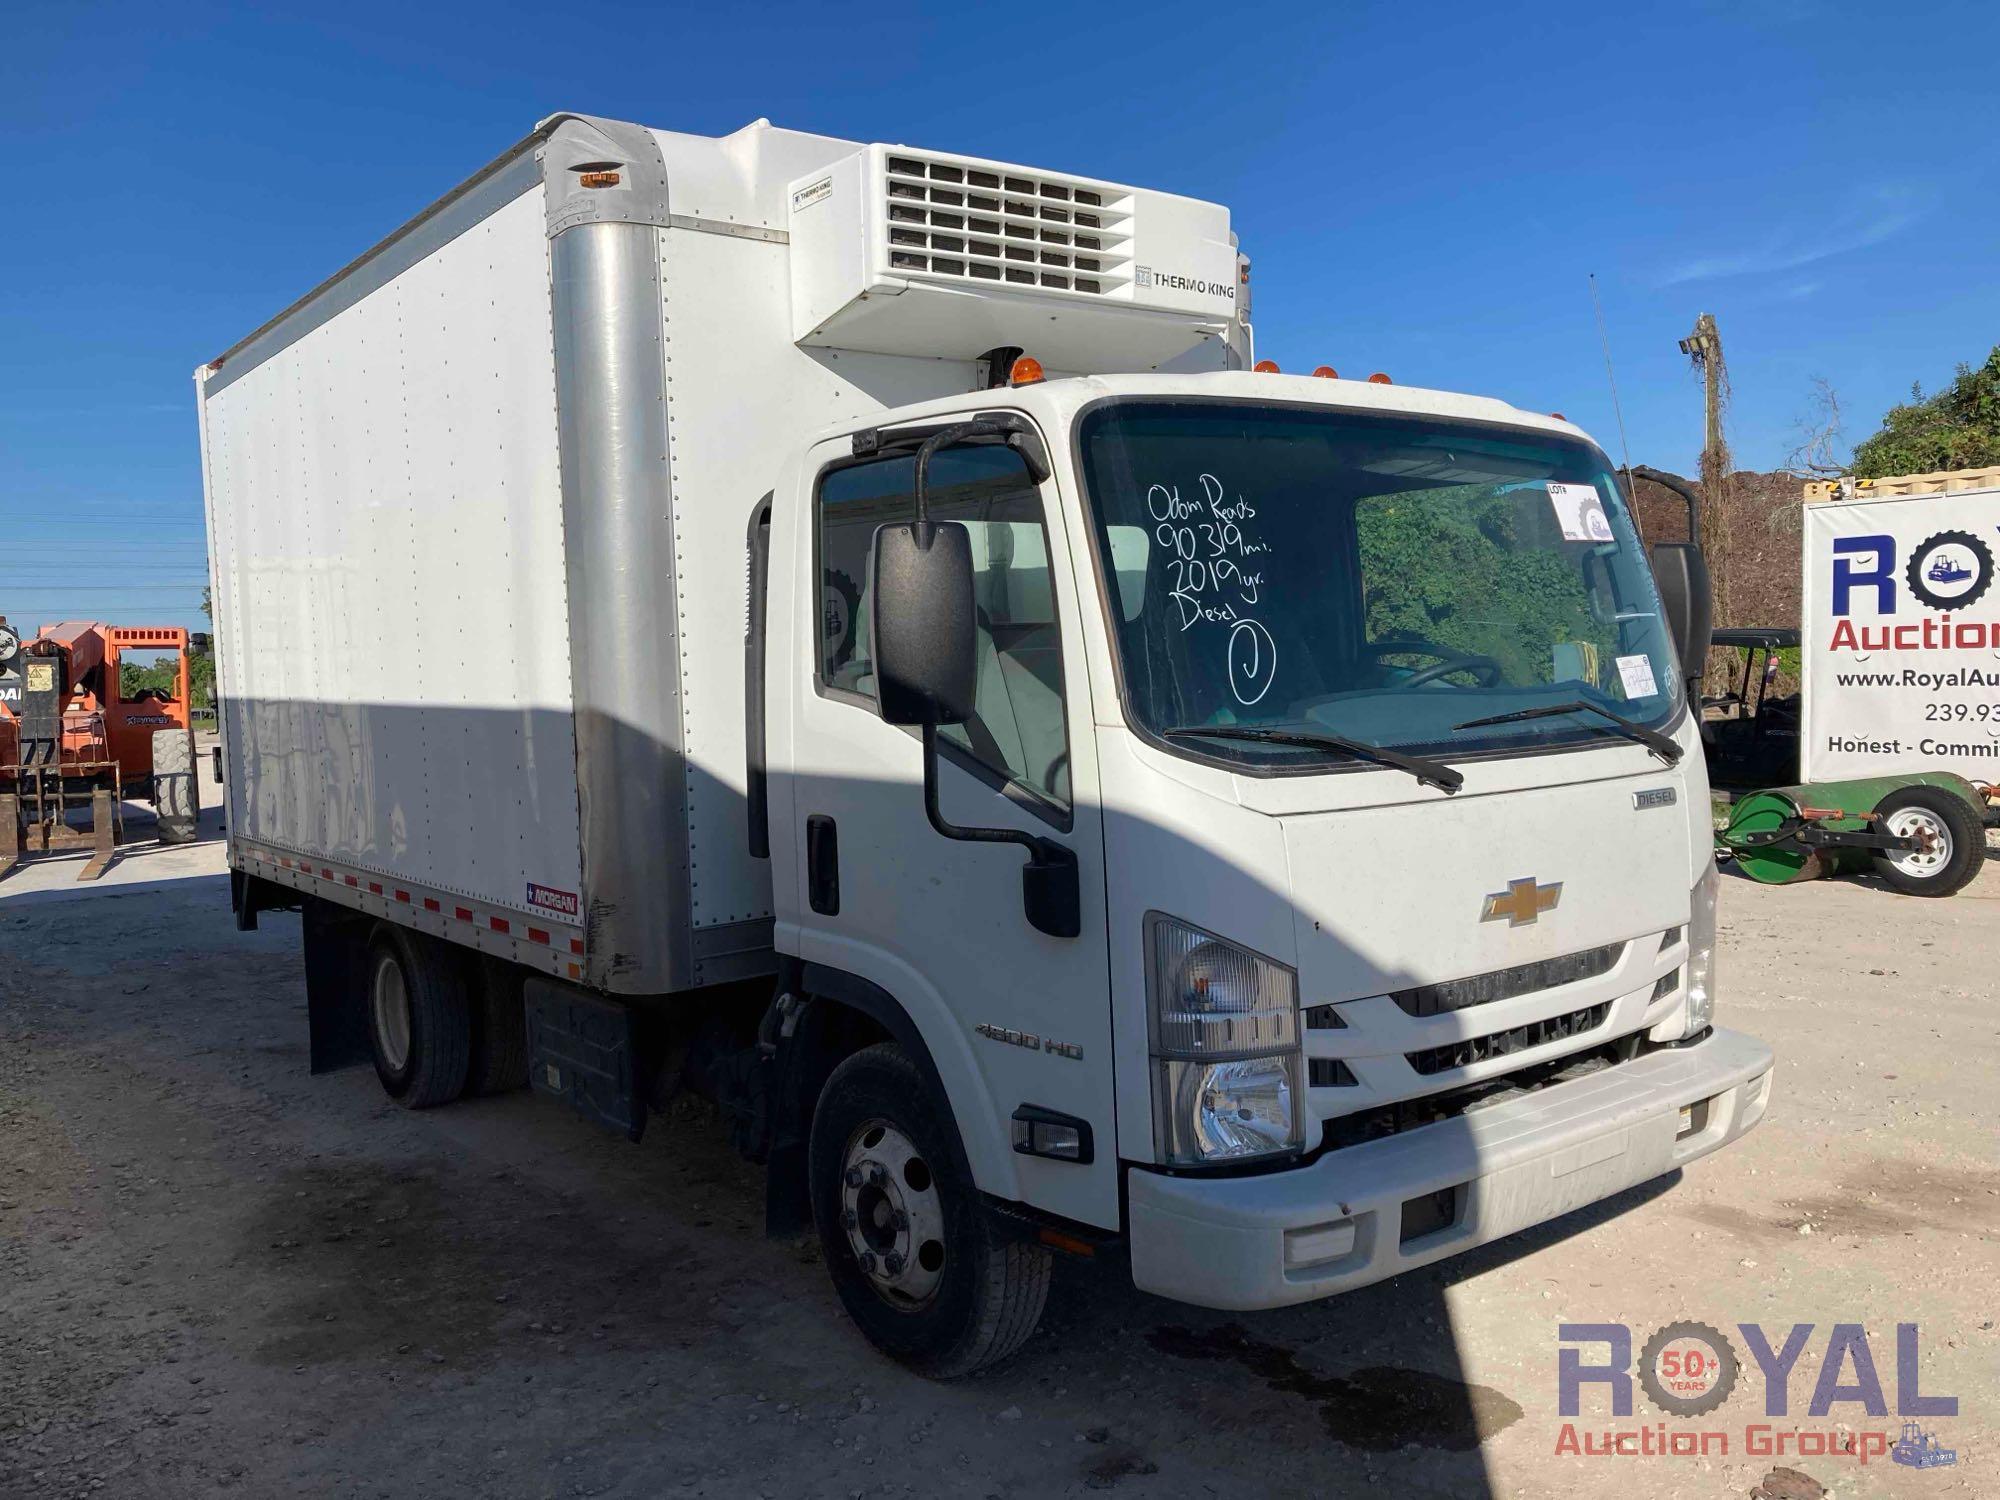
[{"left": 526, "top": 883, "right": 579, "bottom": 918}]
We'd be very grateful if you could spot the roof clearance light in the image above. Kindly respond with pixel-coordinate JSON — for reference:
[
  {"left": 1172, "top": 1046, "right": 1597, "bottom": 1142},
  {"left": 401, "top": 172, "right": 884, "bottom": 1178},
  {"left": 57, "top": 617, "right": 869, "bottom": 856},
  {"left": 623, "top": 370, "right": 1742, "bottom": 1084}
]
[
  {"left": 578, "top": 170, "right": 621, "bottom": 189},
  {"left": 1367, "top": 372, "right": 1393, "bottom": 385},
  {"left": 1312, "top": 366, "right": 1338, "bottom": 379},
  {"left": 1009, "top": 355, "right": 1047, "bottom": 387},
  {"left": 1253, "top": 360, "right": 1280, "bottom": 373},
  {"left": 1551, "top": 411, "right": 1566, "bottom": 420}
]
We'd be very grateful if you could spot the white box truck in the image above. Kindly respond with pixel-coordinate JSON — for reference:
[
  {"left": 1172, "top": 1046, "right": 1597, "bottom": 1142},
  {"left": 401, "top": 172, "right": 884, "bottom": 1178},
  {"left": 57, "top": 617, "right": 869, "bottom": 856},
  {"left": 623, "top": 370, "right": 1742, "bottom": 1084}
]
[{"left": 199, "top": 112, "right": 1774, "bottom": 1374}]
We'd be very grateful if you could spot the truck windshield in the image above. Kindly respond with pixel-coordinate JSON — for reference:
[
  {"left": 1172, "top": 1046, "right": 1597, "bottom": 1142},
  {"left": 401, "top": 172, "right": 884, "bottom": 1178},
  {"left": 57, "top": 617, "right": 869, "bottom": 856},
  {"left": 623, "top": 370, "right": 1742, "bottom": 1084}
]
[{"left": 1075, "top": 400, "right": 1681, "bottom": 768}]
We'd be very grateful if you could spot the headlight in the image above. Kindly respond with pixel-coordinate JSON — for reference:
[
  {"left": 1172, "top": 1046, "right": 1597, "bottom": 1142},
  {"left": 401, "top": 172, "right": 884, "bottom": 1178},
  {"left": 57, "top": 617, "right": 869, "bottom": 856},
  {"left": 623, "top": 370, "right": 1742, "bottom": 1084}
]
[
  {"left": 1146, "top": 914, "right": 1303, "bottom": 1165},
  {"left": 1686, "top": 857, "right": 1718, "bottom": 1033}
]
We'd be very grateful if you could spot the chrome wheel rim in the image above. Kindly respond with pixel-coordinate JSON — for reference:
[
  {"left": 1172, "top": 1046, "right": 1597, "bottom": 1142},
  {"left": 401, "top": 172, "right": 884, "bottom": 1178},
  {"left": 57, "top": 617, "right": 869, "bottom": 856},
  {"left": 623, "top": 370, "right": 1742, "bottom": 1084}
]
[
  {"left": 840, "top": 1119, "right": 947, "bottom": 1309},
  {"left": 1885, "top": 807, "right": 1951, "bottom": 879},
  {"left": 371, "top": 953, "right": 412, "bottom": 1073}
]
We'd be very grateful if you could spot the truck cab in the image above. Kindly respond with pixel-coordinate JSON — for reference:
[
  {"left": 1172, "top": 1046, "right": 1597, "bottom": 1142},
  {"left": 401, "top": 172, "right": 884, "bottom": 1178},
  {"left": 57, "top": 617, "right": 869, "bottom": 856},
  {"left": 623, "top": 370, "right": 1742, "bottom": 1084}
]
[{"left": 763, "top": 367, "right": 1772, "bottom": 1351}]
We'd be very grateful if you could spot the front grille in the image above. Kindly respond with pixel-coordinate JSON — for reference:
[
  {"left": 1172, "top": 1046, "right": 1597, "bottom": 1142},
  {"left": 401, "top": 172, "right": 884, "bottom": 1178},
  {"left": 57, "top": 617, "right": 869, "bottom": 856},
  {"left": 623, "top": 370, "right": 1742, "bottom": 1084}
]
[
  {"left": 1390, "top": 943, "right": 1624, "bottom": 1018},
  {"left": 882, "top": 154, "right": 1133, "bottom": 296},
  {"left": 1308, "top": 1058, "right": 1358, "bottom": 1088},
  {"left": 1320, "top": 1032, "right": 1646, "bottom": 1153},
  {"left": 1406, "top": 1002, "right": 1611, "bottom": 1077}
]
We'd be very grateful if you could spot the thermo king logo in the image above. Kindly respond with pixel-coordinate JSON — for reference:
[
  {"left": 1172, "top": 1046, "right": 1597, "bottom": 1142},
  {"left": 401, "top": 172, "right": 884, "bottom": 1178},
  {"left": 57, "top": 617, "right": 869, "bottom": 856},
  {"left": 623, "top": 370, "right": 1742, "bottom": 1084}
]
[{"left": 1135, "top": 264, "right": 1234, "bottom": 300}]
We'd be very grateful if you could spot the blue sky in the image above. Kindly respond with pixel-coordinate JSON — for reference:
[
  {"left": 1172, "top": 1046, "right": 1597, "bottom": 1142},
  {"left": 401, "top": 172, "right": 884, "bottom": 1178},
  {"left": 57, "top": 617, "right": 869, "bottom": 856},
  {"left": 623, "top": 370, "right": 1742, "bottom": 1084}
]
[{"left": 3, "top": 0, "right": 1995, "bottom": 632}]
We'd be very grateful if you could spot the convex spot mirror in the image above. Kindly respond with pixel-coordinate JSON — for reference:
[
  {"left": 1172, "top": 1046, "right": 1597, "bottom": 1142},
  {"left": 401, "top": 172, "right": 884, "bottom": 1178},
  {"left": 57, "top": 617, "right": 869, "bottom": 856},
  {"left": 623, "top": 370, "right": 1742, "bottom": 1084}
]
[{"left": 872, "top": 520, "right": 977, "bottom": 728}]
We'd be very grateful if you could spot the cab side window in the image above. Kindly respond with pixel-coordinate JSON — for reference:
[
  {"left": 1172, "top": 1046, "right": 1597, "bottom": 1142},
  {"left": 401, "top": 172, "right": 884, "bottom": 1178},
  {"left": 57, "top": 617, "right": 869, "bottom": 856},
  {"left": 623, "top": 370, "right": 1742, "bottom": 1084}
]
[{"left": 816, "top": 446, "right": 1070, "bottom": 810}]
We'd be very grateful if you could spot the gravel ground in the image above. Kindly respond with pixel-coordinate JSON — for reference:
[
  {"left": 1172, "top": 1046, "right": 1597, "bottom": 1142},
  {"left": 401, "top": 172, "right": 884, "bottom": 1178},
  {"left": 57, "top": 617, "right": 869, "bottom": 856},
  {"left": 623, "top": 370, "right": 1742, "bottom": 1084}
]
[{"left": 2, "top": 821, "right": 1995, "bottom": 1499}]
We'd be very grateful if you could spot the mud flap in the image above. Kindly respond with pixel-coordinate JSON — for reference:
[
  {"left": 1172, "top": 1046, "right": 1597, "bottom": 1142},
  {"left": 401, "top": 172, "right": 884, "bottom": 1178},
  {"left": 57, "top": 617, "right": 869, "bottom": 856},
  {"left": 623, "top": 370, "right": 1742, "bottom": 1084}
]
[
  {"left": 524, "top": 979, "right": 645, "bottom": 1142},
  {"left": 303, "top": 897, "right": 372, "bottom": 1074}
]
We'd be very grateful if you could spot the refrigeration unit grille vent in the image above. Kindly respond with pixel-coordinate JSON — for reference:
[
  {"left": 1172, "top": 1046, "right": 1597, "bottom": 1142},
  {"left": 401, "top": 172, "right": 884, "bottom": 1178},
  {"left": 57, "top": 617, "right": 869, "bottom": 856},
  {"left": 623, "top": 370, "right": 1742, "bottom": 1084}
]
[{"left": 882, "top": 153, "right": 1134, "bottom": 297}]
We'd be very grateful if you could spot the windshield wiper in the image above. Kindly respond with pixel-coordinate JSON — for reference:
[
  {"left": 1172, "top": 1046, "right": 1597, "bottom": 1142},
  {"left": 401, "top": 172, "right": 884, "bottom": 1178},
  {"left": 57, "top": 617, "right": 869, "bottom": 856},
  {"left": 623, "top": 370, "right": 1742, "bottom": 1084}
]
[
  {"left": 1450, "top": 700, "right": 1682, "bottom": 764},
  {"left": 1163, "top": 725, "right": 1464, "bottom": 793}
]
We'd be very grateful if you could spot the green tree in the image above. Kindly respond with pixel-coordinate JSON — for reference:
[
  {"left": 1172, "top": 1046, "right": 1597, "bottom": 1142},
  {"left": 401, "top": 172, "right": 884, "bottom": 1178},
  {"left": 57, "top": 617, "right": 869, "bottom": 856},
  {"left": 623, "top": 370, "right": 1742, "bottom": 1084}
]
[
  {"left": 1852, "top": 345, "right": 2000, "bottom": 478},
  {"left": 188, "top": 650, "right": 215, "bottom": 710},
  {"left": 1356, "top": 485, "right": 1614, "bottom": 689}
]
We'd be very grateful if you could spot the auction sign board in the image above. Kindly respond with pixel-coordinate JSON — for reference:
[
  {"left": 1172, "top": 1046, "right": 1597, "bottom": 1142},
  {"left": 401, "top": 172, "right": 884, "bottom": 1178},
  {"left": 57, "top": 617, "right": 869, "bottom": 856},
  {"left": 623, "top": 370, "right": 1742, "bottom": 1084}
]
[{"left": 1802, "top": 482, "right": 2000, "bottom": 783}]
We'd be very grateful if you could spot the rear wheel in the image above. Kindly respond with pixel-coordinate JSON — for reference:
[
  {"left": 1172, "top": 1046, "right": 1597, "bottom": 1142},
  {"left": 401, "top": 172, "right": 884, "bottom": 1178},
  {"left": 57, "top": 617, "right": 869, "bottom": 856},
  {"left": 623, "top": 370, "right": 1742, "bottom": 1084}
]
[
  {"left": 808, "top": 1043, "right": 1049, "bottom": 1377},
  {"left": 466, "top": 957, "right": 530, "bottom": 1096},
  {"left": 366, "top": 927, "right": 472, "bottom": 1107},
  {"left": 1871, "top": 786, "right": 1985, "bottom": 897}
]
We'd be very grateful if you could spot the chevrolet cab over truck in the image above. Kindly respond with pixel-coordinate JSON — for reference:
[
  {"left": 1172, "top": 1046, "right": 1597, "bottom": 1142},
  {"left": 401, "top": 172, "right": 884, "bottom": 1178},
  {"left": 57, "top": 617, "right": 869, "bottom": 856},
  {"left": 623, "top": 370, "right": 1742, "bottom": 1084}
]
[{"left": 198, "top": 113, "right": 1774, "bottom": 1374}]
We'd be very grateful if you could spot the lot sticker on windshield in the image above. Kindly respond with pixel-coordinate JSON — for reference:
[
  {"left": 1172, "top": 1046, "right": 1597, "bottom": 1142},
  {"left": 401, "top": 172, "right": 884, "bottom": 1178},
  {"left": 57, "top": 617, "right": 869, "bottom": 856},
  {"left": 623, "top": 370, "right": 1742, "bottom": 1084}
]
[
  {"left": 1616, "top": 654, "right": 1659, "bottom": 700},
  {"left": 1547, "top": 481, "right": 1614, "bottom": 542}
]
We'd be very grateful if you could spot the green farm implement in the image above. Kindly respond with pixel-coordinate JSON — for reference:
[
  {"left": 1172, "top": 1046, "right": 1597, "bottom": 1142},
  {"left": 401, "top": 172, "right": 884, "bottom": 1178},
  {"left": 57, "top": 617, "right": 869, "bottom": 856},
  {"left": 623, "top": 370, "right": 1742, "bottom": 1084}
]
[{"left": 1715, "top": 772, "right": 1992, "bottom": 896}]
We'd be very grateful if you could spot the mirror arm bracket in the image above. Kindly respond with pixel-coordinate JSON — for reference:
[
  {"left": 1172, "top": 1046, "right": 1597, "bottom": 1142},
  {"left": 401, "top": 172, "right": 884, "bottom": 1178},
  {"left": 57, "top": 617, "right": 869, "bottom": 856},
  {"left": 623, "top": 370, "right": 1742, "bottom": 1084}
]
[
  {"left": 912, "top": 421, "right": 1002, "bottom": 533},
  {"left": 921, "top": 726, "right": 1081, "bottom": 939},
  {"left": 921, "top": 725, "right": 1062, "bottom": 862}
]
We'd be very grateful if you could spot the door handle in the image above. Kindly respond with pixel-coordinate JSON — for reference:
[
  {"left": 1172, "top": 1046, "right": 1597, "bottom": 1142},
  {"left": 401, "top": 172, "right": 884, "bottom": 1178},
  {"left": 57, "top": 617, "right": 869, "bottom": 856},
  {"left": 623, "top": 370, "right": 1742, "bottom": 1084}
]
[{"left": 806, "top": 814, "right": 840, "bottom": 915}]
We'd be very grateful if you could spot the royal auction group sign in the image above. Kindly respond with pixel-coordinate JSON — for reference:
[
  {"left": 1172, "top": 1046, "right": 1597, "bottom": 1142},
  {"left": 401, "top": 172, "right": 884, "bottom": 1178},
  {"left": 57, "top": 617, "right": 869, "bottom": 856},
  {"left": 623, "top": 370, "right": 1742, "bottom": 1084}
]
[{"left": 1802, "top": 482, "right": 2000, "bottom": 783}]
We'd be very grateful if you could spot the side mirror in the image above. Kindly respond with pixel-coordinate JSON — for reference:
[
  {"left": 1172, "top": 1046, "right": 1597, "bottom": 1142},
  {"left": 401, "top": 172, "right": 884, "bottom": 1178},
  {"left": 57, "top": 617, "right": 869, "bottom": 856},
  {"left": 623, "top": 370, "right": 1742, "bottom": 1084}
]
[
  {"left": 874, "top": 425, "right": 1080, "bottom": 942},
  {"left": 1650, "top": 541, "right": 1713, "bottom": 687},
  {"left": 871, "top": 520, "right": 976, "bottom": 727}
]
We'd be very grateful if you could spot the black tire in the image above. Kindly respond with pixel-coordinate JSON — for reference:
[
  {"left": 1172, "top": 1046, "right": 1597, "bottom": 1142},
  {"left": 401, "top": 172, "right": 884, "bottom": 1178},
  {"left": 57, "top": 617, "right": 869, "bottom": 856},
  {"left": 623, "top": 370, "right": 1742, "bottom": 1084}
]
[
  {"left": 466, "top": 956, "right": 530, "bottom": 1096},
  {"left": 1871, "top": 786, "right": 1986, "bottom": 897},
  {"left": 808, "top": 1043, "right": 1049, "bottom": 1377},
  {"left": 150, "top": 729, "right": 199, "bottom": 845},
  {"left": 366, "top": 927, "right": 472, "bottom": 1107}
]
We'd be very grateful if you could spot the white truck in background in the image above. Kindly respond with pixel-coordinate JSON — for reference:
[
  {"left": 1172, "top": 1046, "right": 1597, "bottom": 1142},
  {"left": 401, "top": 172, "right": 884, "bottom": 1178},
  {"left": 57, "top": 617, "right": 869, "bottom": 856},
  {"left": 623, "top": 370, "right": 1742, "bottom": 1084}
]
[{"left": 198, "top": 112, "right": 1773, "bottom": 1374}]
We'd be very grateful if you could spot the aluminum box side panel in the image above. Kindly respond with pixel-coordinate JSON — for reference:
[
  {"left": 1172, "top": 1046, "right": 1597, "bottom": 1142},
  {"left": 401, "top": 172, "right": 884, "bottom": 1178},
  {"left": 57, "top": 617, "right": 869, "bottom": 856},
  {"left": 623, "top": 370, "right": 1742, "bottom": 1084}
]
[
  {"left": 550, "top": 218, "right": 692, "bottom": 991},
  {"left": 201, "top": 186, "right": 582, "bottom": 918}
]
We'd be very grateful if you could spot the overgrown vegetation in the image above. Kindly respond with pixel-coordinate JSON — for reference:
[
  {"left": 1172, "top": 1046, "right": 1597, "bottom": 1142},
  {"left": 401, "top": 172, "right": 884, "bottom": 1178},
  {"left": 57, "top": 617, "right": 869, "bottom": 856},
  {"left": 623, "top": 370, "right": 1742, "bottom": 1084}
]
[
  {"left": 1853, "top": 345, "right": 2000, "bottom": 478},
  {"left": 1357, "top": 486, "right": 1617, "bottom": 688},
  {"left": 118, "top": 653, "right": 215, "bottom": 708}
]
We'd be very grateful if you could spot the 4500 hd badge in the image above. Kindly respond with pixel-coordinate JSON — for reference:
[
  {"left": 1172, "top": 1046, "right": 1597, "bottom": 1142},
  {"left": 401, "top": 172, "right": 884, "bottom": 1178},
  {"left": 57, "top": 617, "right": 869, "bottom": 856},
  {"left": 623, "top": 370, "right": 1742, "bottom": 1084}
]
[{"left": 975, "top": 1022, "right": 1083, "bottom": 1061}]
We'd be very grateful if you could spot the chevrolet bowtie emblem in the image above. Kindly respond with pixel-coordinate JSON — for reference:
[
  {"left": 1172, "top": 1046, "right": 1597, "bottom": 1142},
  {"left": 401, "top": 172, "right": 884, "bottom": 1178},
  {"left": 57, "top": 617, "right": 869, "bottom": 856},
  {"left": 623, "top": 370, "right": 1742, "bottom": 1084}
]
[{"left": 1482, "top": 877, "right": 1562, "bottom": 927}]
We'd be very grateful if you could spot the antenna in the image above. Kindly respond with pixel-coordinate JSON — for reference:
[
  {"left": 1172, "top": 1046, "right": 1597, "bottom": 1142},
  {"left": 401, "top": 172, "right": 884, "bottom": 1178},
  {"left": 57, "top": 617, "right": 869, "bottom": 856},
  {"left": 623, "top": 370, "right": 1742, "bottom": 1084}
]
[{"left": 1589, "top": 274, "right": 1637, "bottom": 506}]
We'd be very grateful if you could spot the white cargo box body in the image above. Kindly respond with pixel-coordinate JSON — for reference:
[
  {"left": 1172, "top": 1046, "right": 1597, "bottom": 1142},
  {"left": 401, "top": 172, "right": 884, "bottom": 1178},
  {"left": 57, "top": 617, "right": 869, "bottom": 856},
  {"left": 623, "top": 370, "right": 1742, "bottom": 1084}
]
[
  {"left": 1801, "top": 469, "right": 2000, "bottom": 784},
  {"left": 198, "top": 113, "right": 1247, "bottom": 994}
]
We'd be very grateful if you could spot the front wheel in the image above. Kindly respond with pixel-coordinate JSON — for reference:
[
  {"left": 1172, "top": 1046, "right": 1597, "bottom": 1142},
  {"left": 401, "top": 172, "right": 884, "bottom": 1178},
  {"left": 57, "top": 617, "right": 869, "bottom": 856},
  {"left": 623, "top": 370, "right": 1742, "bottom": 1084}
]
[
  {"left": 808, "top": 1043, "right": 1049, "bottom": 1377},
  {"left": 1871, "top": 786, "right": 1986, "bottom": 897}
]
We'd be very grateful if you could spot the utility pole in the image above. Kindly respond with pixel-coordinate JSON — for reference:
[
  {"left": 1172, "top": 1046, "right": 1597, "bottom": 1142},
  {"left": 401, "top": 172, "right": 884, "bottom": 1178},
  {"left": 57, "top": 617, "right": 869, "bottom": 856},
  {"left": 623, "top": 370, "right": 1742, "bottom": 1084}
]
[{"left": 1679, "top": 312, "right": 1734, "bottom": 624}]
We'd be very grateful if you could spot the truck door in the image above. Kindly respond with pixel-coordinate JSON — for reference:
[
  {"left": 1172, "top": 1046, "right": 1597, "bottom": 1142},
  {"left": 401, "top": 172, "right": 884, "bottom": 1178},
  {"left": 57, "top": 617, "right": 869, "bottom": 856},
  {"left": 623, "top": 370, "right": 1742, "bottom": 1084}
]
[{"left": 780, "top": 428, "right": 1116, "bottom": 1230}]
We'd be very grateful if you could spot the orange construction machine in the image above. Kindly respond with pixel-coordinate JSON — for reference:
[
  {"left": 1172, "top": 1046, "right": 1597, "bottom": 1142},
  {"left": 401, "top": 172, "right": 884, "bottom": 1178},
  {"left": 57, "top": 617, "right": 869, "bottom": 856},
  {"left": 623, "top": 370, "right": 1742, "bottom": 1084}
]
[{"left": 1, "top": 618, "right": 195, "bottom": 880}]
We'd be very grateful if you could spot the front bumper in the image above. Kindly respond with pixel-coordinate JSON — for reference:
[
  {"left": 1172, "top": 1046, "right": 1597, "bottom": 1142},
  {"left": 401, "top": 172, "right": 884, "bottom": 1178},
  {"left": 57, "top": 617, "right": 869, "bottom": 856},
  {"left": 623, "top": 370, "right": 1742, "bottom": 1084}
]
[{"left": 1127, "top": 1026, "right": 1773, "bottom": 1310}]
